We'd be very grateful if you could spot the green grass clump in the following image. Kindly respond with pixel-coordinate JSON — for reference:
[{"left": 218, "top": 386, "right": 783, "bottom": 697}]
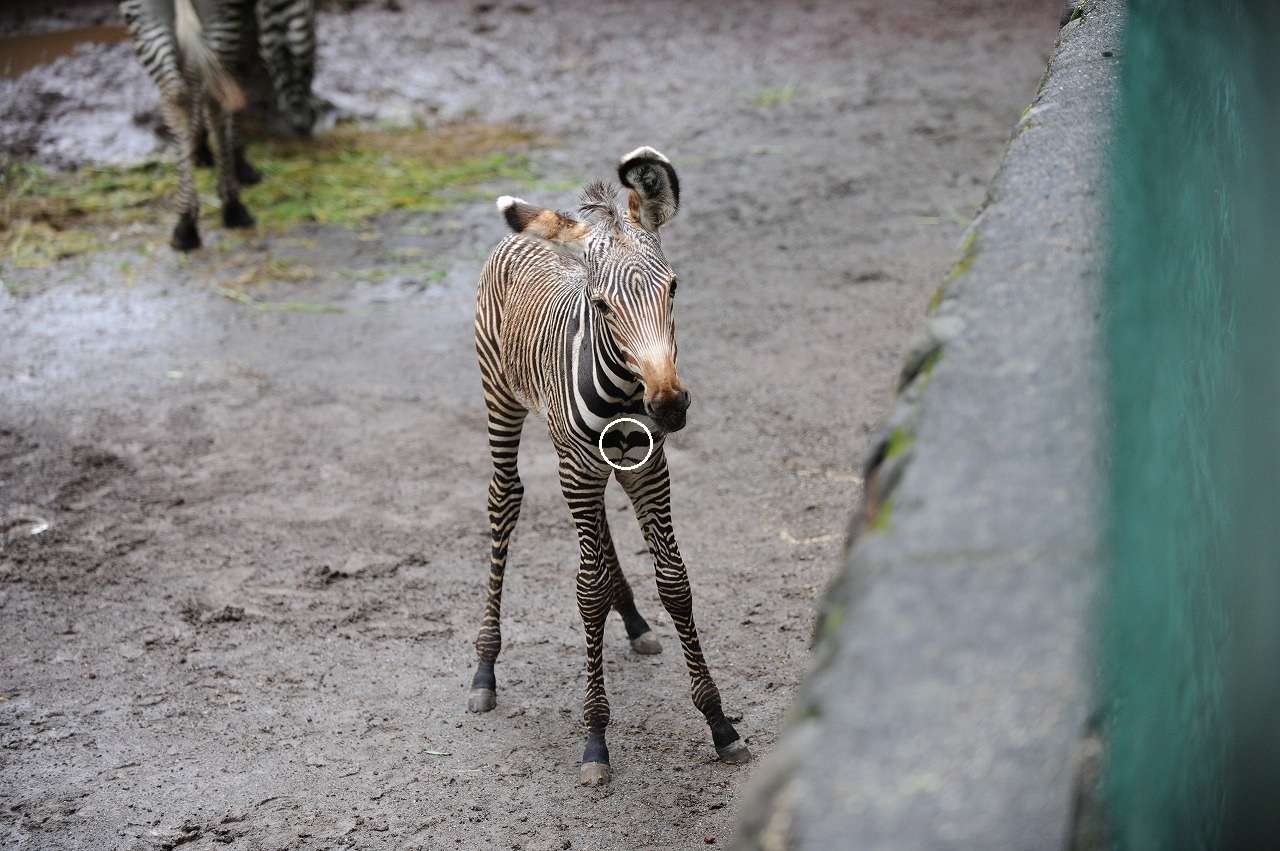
[
  {"left": 884, "top": 426, "right": 916, "bottom": 461},
  {"left": 818, "top": 605, "right": 845, "bottom": 640},
  {"left": 942, "top": 226, "right": 979, "bottom": 285},
  {"left": 753, "top": 78, "right": 800, "bottom": 107},
  {"left": 244, "top": 124, "right": 538, "bottom": 227},
  {"left": 869, "top": 498, "right": 894, "bottom": 533},
  {"left": 216, "top": 286, "right": 343, "bottom": 313},
  {"left": 1, "top": 158, "right": 174, "bottom": 266},
  {"left": 1, "top": 123, "right": 542, "bottom": 267}
]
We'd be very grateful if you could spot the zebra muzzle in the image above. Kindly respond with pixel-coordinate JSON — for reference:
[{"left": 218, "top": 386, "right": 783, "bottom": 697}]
[{"left": 645, "top": 386, "right": 690, "bottom": 434}]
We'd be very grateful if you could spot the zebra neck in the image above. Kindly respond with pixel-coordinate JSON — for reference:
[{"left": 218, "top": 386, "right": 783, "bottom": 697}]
[{"left": 576, "top": 298, "right": 642, "bottom": 414}]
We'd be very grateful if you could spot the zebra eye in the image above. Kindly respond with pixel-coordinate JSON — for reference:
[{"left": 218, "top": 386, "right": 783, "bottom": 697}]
[
  {"left": 593, "top": 298, "right": 612, "bottom": 315},
  {"left": 668, "top": 278, "right": 678, "bottom": 298}
]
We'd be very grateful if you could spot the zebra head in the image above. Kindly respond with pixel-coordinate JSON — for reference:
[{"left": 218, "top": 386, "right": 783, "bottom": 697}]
[{"left": 499, "top": 147, "right": 689, "bottom": 433}]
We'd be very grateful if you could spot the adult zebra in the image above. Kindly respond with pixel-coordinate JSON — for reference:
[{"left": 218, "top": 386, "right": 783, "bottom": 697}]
[
  {"left": 469, "top": 147, "right": 751, "bottom": 786},
  {"left": 120, "top": 0, "right": 315, "bottom": 250}
]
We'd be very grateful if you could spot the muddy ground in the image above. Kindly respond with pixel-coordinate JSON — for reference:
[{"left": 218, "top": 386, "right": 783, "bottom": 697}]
[{"left": 1, "top": 1, "right": 1060, "bottom": 848}]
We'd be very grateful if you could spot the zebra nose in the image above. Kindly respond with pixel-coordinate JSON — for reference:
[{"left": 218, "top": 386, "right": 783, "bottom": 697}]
[
  {"left": 646, "top": 387, "right": 691, "bottom": 432},
  {"left": 657, "top": 386, "right": 691, "bottom": 414}
]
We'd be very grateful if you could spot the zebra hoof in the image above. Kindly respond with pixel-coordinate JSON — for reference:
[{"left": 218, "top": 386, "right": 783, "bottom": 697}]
[
  {"left": 222, "top": 200, "right": 255, "bottom": 229},
  {"left": 717, "top": 739, "right": 753, "bottom": 765},
  {"left": 629, "top": 630, "right": 663, "bottom": 655},
  {"left": 171, "top": 219, "right": 201, "bottom": 252},
  {"left": 578, "top": 761, "right": 611, "bottom": 786},
  {"left": 467, "top": 688, "right": 496, "bottom": 713},
  {"left": 237, "top": 159, "right": 262, "bottom": 186}
]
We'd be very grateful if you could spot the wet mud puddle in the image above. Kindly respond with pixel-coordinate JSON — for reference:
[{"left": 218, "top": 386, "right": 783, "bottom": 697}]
[{"left": 0, "top": 24, "right": 129, "bottom": 79}]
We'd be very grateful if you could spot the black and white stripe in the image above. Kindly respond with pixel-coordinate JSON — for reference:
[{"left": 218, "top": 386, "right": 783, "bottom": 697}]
[
  {"left": 254, "top": 0, "right": 316, "bottom": 136},
  {"left": 120, "top": 0, "right": 315, "bottom": 250},
  {"left": 468, "top": 147, "right": 751, "bottom": 786}
]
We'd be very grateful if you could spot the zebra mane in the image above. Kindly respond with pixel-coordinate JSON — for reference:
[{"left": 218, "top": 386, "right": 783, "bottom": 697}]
[{"left": 578, "top": 181, "right": 624, "bottom": 229}]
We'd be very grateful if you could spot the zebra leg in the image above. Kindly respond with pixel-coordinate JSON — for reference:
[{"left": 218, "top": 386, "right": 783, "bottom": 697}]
[
  {"left": 230, "top": 112, "right": 262, "bottom": 185},
  {"left": 198, "top": 119, "right": 259, "bottom": 185},
  {"left": 120, "top": 1, "right": 199, "bottom": 250},
  {"left": 221, "top": 7, "right": 262, "bottom": 186},
  {"left": 468, "top": 400, "right": 527, "bottom": 713},
  {"left": 165, "top": 88, "right": 202, "bottom": 251},
  {"left": 205, "top": 100, "right": 254, "bottom": 229},
  {"left": 194, "top": 127, "right": 214, "bottom": 167},
  {"left": 256, "top": 0, "right": 318, "bottom": 137},
  {"left": 560, "top": 459, "right": 614, "bottom": 785},
  {"left": 598, "top": 508, "right": 662, "bottom": 655},
  {"left": 617, "top": 446, "right": 752, "bottom": 766}
]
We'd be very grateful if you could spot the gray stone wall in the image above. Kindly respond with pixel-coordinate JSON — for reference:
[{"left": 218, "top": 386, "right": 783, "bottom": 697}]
[{"left": 733, "top": 2, "right": 1120, "bottom": 847}]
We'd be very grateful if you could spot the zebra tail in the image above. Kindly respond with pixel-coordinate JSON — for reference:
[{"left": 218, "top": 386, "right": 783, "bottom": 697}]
[{"left": 174, "top": 0, "right": 246, "bottom": 111}]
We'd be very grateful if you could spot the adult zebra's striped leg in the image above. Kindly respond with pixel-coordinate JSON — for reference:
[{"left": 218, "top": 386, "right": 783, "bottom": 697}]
[
  {"left": 230, "top": 113, "right": 262, "bottom": 186},
  {"left": 598, "top": 510, "right": 662, "bottom": 654},
  {"left": 468, "top": 400, "right": 527, "bottom": 713},
  {"left": 166, "top": 87, "right": 202, "bottom": 251},
  {"left": 217, "top": 6, "right": 260, "bottom": 187},
  {"left": 561, "top": 460, "right": 614, "bottom": 786},
  {"left": 193, "top": 126, "right": 215, "bottom": 168},
  {"left": 617, "top": 447, "right": 752, "bottom": 766},
  {"left": 120, "top": 3, "right": 199, "bottom": 250},
  {"left": 204, "top": 112, "right": 261, "bottom": 185},
  {"left": 204, "top": 101, "right": 253, "bottom": 230}
]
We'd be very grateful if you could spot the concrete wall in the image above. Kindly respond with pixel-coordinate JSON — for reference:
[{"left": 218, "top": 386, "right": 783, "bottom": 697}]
[{"left": 733, "top": 2, "right": 1119, "bottom": 847}]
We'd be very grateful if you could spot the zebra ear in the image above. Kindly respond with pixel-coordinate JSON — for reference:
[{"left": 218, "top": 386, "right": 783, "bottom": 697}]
[
  {"left": 497, "top": 196, "right": 589, "bottom": 258},
  {"left": 618, "top": 147, "right": 679, "bottom": 233}
]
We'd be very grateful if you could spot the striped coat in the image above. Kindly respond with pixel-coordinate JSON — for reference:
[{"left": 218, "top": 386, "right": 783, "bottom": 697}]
[{"left": 467, "top": 148, "right": 751, "bottom": 786}]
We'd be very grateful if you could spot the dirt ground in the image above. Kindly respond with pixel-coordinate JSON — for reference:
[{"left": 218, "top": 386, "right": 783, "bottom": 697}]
[{"left": 1, "top": 1, "right": 1060, "bottom": 848}]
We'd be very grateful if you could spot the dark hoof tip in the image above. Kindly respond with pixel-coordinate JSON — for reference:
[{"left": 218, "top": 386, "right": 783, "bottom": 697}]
[
  {"left": 171, "top": 223, "right": 201, "bottom": 252},
  {"left": 629, "top": 630, "right": 663, "bottom": 655},
  {"left": 222, "top": 201, "right": 255, "bottom": 229},
  {"left": 717, "top": 739, "right": 752, "bottom": 765},
  {"left": 579, "top": 762, "right": 611, "bottom": 786},
  {"left": 238, "top": 163, "right": 263, "bottom": 185},
  {"left": 467, "top": 688, "right": 496, "bottom": 713}
]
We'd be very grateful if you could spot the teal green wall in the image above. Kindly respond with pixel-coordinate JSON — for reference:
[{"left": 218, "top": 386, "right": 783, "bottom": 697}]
[{"left": 1102, "top": 1, "right": 1280, "bottom": 846}]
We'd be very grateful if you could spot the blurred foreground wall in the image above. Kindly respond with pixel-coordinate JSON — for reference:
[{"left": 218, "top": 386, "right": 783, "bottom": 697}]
[
  {"left": 735, "top": 0, "right": 1280, "bottom": 847},
  {"left": 1100, "top": 1, "right": 1280, "bottom": 848},
  {"left": 734, "top": 1, "right": 1118, "bottom": 847}
]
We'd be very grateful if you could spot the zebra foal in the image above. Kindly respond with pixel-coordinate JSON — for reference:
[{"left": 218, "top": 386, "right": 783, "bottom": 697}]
[
  {"left": 469, "top": 147, "right": 751, "bottom": 786},
  {"left": 121, "top": 0, "right": 316, "bottom": 251}
]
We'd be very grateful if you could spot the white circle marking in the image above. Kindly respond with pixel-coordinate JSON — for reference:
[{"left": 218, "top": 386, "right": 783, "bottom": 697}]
[{"left": 598, "top": 417, "right": 654, "bottom": 472}]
